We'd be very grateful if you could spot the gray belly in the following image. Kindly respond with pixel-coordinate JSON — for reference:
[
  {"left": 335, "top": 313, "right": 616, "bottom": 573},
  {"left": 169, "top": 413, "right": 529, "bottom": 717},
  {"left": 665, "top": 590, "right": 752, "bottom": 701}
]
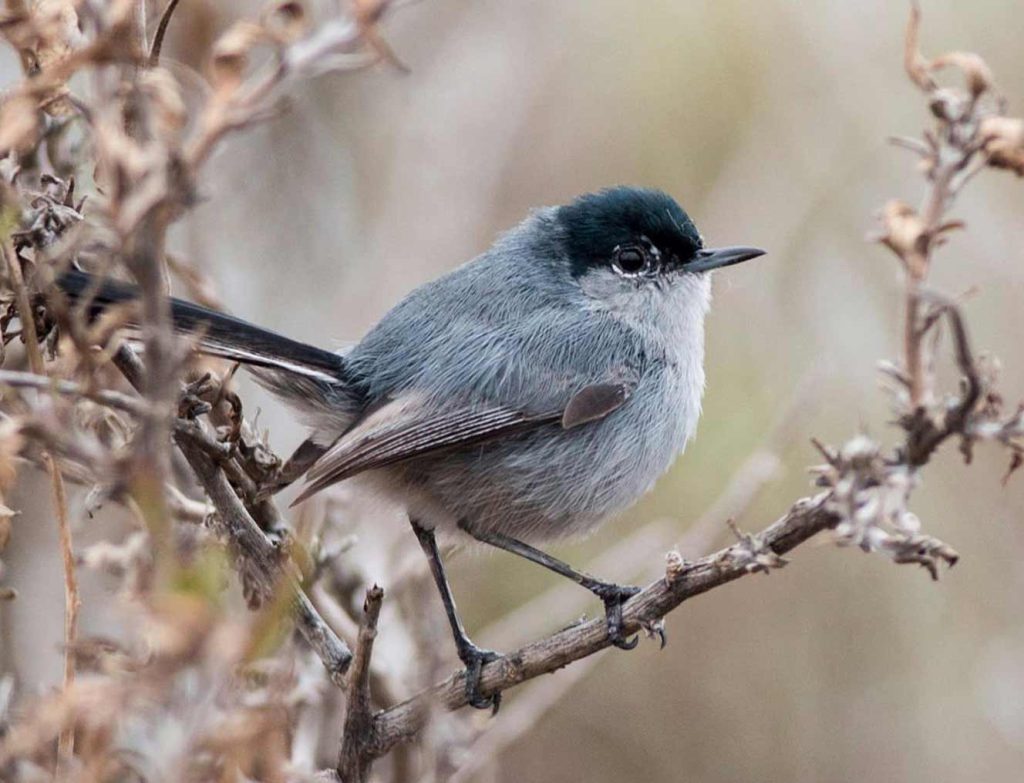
[{"left": 397, "top": 370, "right": 699, "bottom": 543}]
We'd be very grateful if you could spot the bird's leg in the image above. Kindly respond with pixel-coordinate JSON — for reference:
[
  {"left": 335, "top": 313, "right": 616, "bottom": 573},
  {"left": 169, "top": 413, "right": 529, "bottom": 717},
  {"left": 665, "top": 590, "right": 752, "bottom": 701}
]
[
  {"left": 410, "top": 519, "right": 502, "bottom": 713},
  {"left": 461, "top": 524, "right": 642, "bottom": 650}
]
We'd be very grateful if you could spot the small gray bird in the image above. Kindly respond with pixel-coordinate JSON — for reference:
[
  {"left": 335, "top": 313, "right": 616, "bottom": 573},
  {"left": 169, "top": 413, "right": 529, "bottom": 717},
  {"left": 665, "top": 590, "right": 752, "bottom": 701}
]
[{"left": 61, "top": 186, "right": 764, "bottom": 710}]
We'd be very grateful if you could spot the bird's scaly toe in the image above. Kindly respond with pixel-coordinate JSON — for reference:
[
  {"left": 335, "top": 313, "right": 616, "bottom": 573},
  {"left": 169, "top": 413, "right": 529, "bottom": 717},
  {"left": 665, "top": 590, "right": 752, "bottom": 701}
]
[
  {"left": 592, "top": 583, "right": 641, "bottom": 650},
  {"left": 459, "top": 643, "right": 503, "bottom": 714}
]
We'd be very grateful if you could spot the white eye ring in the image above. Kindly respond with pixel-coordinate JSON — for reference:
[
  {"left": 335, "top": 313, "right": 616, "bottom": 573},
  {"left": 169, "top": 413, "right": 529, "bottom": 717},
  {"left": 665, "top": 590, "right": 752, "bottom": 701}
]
[{"left": 612, "top": 238, "right": 660, "bottom": 277}]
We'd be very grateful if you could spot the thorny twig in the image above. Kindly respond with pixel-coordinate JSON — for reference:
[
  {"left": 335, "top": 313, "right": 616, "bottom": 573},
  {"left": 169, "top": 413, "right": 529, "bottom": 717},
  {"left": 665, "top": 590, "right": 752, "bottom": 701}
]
[
  {"left": 806, "top": 3, "right": 1024, "bottom": 579},
  {"left": 0, "top": 358, "right": 353, "bottom": 682},
  {"left": 901, "top": 291, "right": 981, "bottom": 466},
  {"left": 185, "top": 2, "right": 399, "bottom": 170}
]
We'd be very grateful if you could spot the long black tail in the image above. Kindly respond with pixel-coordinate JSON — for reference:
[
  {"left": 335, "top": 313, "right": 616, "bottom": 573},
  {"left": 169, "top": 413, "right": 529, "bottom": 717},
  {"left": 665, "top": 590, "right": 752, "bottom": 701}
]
[{"left": 58, "top": 268, "right": 349, "bottom": 385}]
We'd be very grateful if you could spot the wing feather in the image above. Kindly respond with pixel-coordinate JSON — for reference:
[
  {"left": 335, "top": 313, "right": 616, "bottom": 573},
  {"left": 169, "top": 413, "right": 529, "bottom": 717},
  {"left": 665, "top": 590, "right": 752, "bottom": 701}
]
[
  {"left": 291, "top": 396, "right": 557, "bottom": 505},
  {"left": 291, "top": 381, "right": 634, "bottom": 506}
]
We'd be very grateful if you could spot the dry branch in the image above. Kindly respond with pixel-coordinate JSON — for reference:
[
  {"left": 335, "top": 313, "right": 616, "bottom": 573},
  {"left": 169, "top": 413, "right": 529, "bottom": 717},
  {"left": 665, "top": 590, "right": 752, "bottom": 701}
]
[
  {"left": 368, "top": 495, "right": 835, "bottom": 757},
  {"left": 113, "top": 344, "right": 355, "bottom": 683},
  {"left": 0, "top": 235, "right": 79, "bottom": 772},
  {"left": 337, "top": 585, "right": 384, "bottom": 782}
]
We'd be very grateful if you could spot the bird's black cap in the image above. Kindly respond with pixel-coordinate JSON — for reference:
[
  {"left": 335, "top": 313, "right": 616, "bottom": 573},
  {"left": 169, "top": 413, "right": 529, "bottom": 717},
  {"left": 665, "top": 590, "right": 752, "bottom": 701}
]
[
  {"left": 558, "top": 187, "right": 703, "bottom": 276},
  {"left": 557, "top": 186, "right": 763, "bottom": 276}
]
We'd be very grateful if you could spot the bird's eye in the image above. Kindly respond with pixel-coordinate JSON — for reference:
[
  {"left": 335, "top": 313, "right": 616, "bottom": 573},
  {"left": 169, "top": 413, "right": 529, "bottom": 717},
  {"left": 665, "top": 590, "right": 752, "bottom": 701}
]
[{"left": 612, "top": 244, "right": 650, "bottom": 275}]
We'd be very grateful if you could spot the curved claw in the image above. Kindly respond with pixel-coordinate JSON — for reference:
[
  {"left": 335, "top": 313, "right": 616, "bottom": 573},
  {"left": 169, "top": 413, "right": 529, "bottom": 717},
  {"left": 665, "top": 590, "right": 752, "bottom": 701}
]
[
  {"left": 655, "top": 624, "right": 667, "bottom": 649},
  {"left": 611, "top": 630, "right": 640, "bottom": 650},
  {"left": 460, "top": 645, "right": 503, "bottom": 714}
]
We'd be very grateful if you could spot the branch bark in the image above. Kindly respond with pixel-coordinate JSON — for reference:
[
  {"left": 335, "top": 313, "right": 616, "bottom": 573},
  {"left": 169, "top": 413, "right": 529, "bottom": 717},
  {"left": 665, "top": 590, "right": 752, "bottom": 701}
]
[
  {"left": 112, "top": 346, "right": 354, "bottom": 683},
  {"left": 337, "top": 585, "right": 384, "bottom": 783},
  {"left": 176, "top": 435, "right": 354, "bottom": 682},
  {"left": 366, "top": 494, "right": 836, "bottom": 758}
]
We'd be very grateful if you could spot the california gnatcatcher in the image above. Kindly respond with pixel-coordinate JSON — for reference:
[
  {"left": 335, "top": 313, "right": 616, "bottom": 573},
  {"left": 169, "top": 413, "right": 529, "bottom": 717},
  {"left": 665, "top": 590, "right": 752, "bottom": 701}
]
[{"left": 61, "top": 186, "right": 764, "bottom": 710}]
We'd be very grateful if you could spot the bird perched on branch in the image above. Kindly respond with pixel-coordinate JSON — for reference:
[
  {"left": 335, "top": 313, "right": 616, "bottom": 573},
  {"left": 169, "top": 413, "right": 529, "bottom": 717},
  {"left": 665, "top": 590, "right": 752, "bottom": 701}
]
[{"left": 60, "top": 186, "right": 764, "bottom": 711}]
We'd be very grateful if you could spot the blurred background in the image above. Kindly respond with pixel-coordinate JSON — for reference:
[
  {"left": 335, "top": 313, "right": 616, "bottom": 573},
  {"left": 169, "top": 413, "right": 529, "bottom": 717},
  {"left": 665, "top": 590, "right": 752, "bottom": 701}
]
[{"left": 4, "top": 1, "right": 1024, "bottom": 781}]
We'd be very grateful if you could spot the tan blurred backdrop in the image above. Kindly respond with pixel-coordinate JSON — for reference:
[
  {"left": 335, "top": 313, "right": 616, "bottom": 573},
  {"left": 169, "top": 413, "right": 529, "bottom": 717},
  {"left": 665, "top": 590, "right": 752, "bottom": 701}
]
[{"left": 4, "top": 1, "right": 1024, "bottom": 781}]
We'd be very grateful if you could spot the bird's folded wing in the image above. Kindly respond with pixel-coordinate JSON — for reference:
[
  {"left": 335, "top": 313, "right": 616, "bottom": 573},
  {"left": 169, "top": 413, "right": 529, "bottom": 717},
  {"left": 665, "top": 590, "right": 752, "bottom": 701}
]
[{"left": 291, "top": 382, "right": 631, "bottom": 505}]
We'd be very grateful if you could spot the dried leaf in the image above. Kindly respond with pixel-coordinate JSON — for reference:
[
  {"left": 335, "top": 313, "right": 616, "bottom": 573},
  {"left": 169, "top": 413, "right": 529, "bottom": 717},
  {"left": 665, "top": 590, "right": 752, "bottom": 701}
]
[
  {"left": 26, "top": 0, "right": 81, "bottom": 116},
  {"left": 0, "top": 422, "right": 25, "bottom": 490},
  {"left": 0, "top": 93, "right": 40, "bottom": 153},
  {"left": 103, "top": 0, "right": 137, "bottom": 29},
  {"left": 1002, "top": 450, "right": 1023, "bottom": 486},
  {"left": 263, "top": 0, "right": 308, "bottom": 44},
  {"left": 0, "top": 501, "right": 15, "bottom": 552},
  {"left": 0, "top": 2, "right": 34, "bottom": 54},
  {"left": 353, "top": 0, "right": 409, "bottom": 72},
  {"left": 980, "top": 116, "right": 1024, "bottom": 176},
  {"left": 210, "top": 22, "right": 267, "bottom": 95},
  {"left": 138, "top": 67, "right": 187, "bottom": 139},
  {"left": 903, "top": 3, "right": 934, "bottom": 91},
  {"left": 877, "top": 200, "right": 926, "bottom": 269},
  {"left": 930, "top": 51, "right": 994, "bottom": 98}
]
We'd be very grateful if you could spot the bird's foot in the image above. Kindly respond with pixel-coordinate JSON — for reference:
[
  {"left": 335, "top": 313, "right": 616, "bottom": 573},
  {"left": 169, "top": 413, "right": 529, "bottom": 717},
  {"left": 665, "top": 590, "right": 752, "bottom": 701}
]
[
  {"left": 457, "top": 642, "right": 503, "bottom": 713},
  {"left": 590, "top": 583, "right": 642, "bottom": 650}
]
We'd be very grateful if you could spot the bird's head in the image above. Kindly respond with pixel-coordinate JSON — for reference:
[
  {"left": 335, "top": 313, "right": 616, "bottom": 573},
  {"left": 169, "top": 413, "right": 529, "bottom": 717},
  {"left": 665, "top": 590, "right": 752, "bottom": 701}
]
[{"left": 554, "top": 187, "right": 764, "bottom": 309}]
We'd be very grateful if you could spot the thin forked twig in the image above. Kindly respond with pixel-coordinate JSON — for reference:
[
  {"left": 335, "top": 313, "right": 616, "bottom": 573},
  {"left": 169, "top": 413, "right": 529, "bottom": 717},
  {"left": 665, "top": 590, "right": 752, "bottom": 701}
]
[
  {"left": 337, "top": 585, "right": 385, "bottom": 783},
  {"left": 904, "top": 292, "right": 982, "bottom": 466},
  {"left": 0, "top": 369, "right": 151, "bottom": 416},
  {"left": 0, "top": 240, "right": 80, "bottom": 770},
  {"left": 109, "top": 344, "right": 355, "bottom": 683}
]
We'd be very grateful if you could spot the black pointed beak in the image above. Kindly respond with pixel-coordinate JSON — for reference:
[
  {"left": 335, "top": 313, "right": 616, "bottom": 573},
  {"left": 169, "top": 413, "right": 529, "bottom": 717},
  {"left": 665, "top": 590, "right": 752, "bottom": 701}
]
[{"left": 687, "top": 246, "right": 765, "bottom": 273}]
